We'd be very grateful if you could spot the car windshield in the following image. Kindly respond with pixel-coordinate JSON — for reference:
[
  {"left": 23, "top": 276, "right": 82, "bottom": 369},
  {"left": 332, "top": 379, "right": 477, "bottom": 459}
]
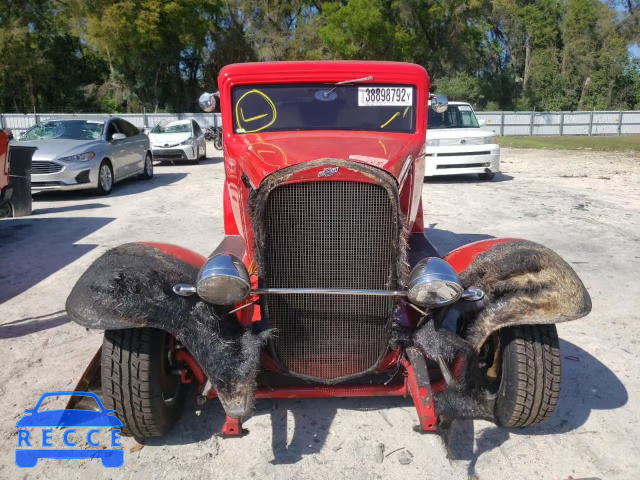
[
  {"left": 232, "top": 83, "right": 416, "bottom": 134},
  {"left": 151, "top": 121, "right": 191, "bottom": 134},
  {"left": 21, "top": 120, "right": 104, "bottom": 141},
  {"left": 428, "top": 105, "right": 479, "bottom": 129}
]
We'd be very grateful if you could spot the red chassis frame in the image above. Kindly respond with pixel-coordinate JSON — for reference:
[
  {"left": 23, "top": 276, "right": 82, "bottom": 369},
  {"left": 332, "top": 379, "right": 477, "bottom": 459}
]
[{"left": 141, "top": 239, "right": 509, "bottom": 437}]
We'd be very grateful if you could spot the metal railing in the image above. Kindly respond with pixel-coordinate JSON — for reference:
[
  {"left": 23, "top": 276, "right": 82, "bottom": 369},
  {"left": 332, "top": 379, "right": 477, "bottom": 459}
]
[
  {"left": 475, "top": 111, "right": 640, "bottom": 136},
  {"left": 2, "top": 110, "right": 639, "bottom": 137},
  {"left": 0, "top": 112, "right": 223, "bottom": 135}
]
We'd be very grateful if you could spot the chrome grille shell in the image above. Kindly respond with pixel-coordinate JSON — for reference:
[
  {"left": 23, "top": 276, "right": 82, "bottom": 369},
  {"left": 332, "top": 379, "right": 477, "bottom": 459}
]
[{"left": 256, "top": 165, "right": 402, "bottom": 382}]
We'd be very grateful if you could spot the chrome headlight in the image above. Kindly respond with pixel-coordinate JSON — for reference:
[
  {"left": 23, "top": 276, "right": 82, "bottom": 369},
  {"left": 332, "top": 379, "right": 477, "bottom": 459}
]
[
  {"left": 407, "top": 258, "right": 463, "bottom": 307},
  {"left": 58, "top": 152, "right": 95, "bottom": 162},
  {"left": 196, "top": 254, "right": 250, "bottom": 305},
  {"left": 426, "top": 139, "right": 439, "bottom": 147}
]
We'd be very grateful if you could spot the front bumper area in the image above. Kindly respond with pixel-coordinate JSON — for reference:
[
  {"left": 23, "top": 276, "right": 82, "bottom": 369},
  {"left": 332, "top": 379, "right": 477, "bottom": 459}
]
[
  {"left": 425, "top": 144, "right": 500, "bottom": 177},
  {"left": 31, "top": 159, "right": 97, "bottom": 191},
  {"left": 152, "top": 145, "right": 196, "bottom": 161}
]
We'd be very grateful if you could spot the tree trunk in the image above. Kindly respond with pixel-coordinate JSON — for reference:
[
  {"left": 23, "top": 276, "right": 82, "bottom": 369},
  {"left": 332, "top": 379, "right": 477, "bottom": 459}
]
[
  {"left": 522, "top": 36, "right": 533, "bottom": 91},
  {"left": 577, "top": 77, "right": 591, "bottom": 110}
]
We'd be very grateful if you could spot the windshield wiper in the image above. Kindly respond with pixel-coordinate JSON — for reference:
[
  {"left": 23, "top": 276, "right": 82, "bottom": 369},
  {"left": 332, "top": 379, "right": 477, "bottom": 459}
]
[{"left": 322, "top": 76, "right": 374, "bottom": 99}]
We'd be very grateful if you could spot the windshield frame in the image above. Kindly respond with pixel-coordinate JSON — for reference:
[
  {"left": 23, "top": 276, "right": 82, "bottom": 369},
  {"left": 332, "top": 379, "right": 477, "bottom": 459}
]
[
  {"left": 428, "top": 104, "right": 480, "bottom": 130},
  {"left": 231, "top": 83, "right": 417, "bottom": 135},
  {"left": 20, "top": 120, "right": 105, "bottom": 141}
]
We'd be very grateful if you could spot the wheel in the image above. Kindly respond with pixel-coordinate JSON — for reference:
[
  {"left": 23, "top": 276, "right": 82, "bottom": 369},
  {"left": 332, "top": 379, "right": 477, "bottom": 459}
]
[
  {"left": 213, "top": 138, "right": 223, "bottom": 150},
  {"left": 101, "top": 328, "right": 185, "bottom": 437},
  {"left": 140, "top": 152, "right": 153, "bottom": 180},
  {"left": 478, "top": 171, "right": 496, "bottom": 181},
  {"left": 95, "top": 161, "right": 114, "bottom": 195},
  {"left": 494, "top": 325, "right": 561, "bottom": 428}
]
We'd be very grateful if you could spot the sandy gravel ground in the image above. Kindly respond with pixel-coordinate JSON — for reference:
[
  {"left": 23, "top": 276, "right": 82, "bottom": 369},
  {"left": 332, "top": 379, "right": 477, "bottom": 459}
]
[{"left": 1, "top": 145, "right": 639, "bottom": 479}]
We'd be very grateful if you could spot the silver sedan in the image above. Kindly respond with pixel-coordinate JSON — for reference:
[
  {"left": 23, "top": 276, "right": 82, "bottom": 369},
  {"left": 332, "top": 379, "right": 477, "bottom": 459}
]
[{"left": 17, "top": 117, "right": 153, "bottom": 195}]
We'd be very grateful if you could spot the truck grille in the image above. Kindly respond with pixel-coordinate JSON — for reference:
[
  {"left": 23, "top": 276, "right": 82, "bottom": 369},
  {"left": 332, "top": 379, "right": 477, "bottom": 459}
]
[
  {"left": 262, "top": 181, "right": 397, "bottom": 380},
  {"left": 31, "top": 161, "right": 63, "bottom": 174}
]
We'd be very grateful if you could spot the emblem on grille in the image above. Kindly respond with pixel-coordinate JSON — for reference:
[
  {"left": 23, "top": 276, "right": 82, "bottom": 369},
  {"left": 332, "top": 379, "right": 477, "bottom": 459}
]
[
  {"left": 460, "top": 139, "right": 467, "bottom": 144},
  {"left": 318, "top": 167, "right": 339, "bottom": 178},
  {"left": 164, "top": 144, "right": 169, "bottom": 147}
]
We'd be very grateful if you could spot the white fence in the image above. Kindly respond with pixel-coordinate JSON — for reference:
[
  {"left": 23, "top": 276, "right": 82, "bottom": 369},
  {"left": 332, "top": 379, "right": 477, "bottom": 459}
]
[
  {"left": 2, "top": 110, "right": 640, "bottom": 136},
  {"left": 476, "top": 111, "right": 640, "bottom": 136},
  {"left": 0, "top": 112, "right": 223, "bottom": 135}
]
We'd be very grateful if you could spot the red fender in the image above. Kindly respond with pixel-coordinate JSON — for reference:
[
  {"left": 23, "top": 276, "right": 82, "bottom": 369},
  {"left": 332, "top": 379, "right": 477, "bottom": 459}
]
[
  {"left": 443, "top": 238, "right": 522, "bottom": 273},
  {"left": 138, "top": 242, "right": 207, "bottom": 269}
]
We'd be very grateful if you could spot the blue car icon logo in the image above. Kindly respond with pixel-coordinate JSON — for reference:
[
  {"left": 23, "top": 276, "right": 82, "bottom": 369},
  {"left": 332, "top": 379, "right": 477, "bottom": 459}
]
[{"left": 16, "top": 391, "right": 124, "bottom": 468}]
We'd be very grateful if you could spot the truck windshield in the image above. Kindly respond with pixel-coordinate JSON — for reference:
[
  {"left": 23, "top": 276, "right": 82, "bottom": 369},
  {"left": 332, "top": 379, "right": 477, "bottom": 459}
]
[
  {"left": 232, "top": 84, "right": 416, "bottom": 134},
  {"left": 428, "top": 105, "right": 479, "bottom": 129}
]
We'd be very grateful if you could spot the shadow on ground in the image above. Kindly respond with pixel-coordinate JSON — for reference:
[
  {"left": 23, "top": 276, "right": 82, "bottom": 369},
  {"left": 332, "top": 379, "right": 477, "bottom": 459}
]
[
  {"left": 424, "top": 172, "right": 514, "bottom": 184},
  {"left": 0, "top": 216, "right": 114, "bottom": 303},
  {"left": 32, "top": 172, "right": 187, "bottom": 201},
  {"left": 445, "top": 339, "right": 627, "bottom": 477},
  {"left": 0, "top": 311, "right": 69, "bottom": 339}
]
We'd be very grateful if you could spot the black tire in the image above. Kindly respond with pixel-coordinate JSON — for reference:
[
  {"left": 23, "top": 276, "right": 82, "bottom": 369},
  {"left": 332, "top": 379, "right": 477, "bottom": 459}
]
[
  {"left": 478, "top": 171, "right": 496, "bottom": 181},
  {"left": 213, "top": 138, "right": 223, "bottom": 150},
  {"left": 494, "top": 325, "right": 561, "bottom": 428},
  {"left": 140, "top": 152, "right": 153, "bottom": 180},
  {"left": 101, "top": 328, "right": 184, "bottom": 437},
  {"left": 95, "top": 160, "right": 114, "bottom": 195}
]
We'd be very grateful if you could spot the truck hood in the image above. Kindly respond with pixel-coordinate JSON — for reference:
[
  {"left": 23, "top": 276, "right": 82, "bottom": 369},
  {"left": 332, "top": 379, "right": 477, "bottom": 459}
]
[{"left": 226, "top": 131, "right": 418, "bottom": 186}]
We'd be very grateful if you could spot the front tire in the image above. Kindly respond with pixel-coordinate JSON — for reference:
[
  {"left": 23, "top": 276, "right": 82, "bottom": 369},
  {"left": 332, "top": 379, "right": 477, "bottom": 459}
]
[
  {"left": 101, "top": 328, "right": 184, "bottom": 437},
  {"left": 213, "top": 138, "right": 222, "bottom": 150},
  {"left": 140, "top": 152, "right": 153, "bottom": 180},
  {"left": 494, "top": 325, "right": 561, "bottom": 428},
  {"left": 478, "top": 171, "right": 496, "bottom": 181},
  {"left": 96, "top": 161, "right": 114, "bottom": 195}
]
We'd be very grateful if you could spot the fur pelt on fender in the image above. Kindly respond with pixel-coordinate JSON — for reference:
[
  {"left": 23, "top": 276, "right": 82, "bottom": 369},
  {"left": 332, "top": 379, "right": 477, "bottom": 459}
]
[
  {"left": 66, "top": 243, "right": 272, "bottom": 418},
  {"left": 457, "top": 240, "right": 592, "bottom": 350}
]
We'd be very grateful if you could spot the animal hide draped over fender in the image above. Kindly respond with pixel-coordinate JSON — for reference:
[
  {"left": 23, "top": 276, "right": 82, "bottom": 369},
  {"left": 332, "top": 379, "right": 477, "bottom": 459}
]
[
  {"left": 65, "top": 243, "right": 271, "bottom": 418},
  {"left": 445, "top": 239, "right": 592, "bottom": 350}
]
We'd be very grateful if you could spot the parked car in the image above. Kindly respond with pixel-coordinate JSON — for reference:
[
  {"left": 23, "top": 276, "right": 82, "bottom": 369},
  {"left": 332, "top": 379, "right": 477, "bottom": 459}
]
[
  {"left": 16, "top": 118, "right": 153, "bottom": 195},
  {"left": 148, "top": 119, "right": 206, "bottom": 162},
  {"left": 67, "top": 61, "right": 591, "bottom": 442},
  {"left": 425, "top": 101, "right": 500, "bottom": 180}
]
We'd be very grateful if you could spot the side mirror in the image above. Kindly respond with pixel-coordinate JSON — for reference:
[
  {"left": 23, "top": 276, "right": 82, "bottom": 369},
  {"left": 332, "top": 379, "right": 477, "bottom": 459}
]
[
  {"left": 111, "top": 133, "right": 126, "bottom": 142},
  {"left": 198, "top": 92, "right": 218, "bottom": 113},
  {"left": 430, "top": 94, "right": 448, "bottom": 113},
  {"left": 142, "top": 127, "right": 150, "bottom": 135},
  {"left": 478, "top": 119, "right": 487, "bottom": 127}
]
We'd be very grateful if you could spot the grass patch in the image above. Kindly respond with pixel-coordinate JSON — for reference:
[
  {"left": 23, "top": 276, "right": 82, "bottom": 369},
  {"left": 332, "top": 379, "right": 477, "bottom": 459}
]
[{"left": 498, "top": 135, "right": 640, "bottom": 152}]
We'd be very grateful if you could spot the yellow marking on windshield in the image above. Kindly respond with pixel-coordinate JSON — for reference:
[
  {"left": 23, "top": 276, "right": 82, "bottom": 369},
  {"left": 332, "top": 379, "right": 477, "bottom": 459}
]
[
  {"left": 380, "top": 112, "right": 400, "bottom": 129},
  {"left": 235, "top": 90, "right": 277, "bottom": 133},
  {"left": 241, "top": 109, "right": 268, "bottom": 123},
  {"left": 403, "top": 106, "right": 410, "bottom": 117}
]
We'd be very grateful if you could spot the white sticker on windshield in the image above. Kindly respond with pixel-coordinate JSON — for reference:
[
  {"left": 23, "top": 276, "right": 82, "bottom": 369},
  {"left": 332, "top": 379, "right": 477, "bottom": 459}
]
[
  {"left": 358, "top": 87, "right": 412, "bottom": 106},
  {"left": 457, "top": 105, "right": 472, "bottom": 111}
]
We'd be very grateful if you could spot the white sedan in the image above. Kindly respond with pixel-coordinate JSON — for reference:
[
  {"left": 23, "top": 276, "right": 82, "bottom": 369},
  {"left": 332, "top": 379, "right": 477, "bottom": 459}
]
[
  {"left": 425, "top": 102, "right": 500, "bottom": 180},
  {"left": 148, "top": 119, "right": 206, "bottom": 162}
]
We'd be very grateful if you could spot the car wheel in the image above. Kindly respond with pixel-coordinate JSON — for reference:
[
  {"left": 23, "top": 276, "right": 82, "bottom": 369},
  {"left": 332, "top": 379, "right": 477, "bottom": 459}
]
[
  {"left": 478, "top": 171, "right": 496, "bottom": 181},
  {"left": 140, "top": 152, "right": 153, "bottom": 180},
  {"left": 95, "top": 161, "right": 114, "bottom": 195},
  {"left": 101, "top": 328, "right": 185, "bottom": 437},
  {"left": 493, "top": 325, "right": 561, "bottom": 428}
]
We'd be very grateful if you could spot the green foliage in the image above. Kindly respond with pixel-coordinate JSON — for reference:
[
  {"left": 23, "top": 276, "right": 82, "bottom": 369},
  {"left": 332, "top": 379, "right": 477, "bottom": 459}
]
[{"left": 0, "top": 0, "right": 637, "bottom": 113}]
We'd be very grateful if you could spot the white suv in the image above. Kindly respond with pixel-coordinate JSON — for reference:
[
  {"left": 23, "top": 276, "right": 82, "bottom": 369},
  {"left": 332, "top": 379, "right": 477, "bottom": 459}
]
[{"left": 425, "top": 102, "right": 500, "bottom": 180}]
